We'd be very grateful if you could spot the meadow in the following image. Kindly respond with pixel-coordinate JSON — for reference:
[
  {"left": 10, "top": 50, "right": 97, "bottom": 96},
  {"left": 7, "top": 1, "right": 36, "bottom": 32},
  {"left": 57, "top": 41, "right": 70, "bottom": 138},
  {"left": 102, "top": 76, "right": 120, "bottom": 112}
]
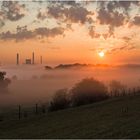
[{"left": 0, "top": 94, "right": 140, "bottom": 138}]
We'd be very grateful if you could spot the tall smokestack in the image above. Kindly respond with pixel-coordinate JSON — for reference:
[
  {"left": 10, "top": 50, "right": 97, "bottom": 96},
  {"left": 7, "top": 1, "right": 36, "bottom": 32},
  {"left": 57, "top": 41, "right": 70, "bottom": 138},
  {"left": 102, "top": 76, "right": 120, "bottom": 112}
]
[
  {"left": 32, "top": 52, "right": 34, "bottom": 64},
  {"left": 40, "top": 56, "right": 42, "bottom": 64},
  {"left": 16, "top": 53, "right": 19, "bottom": 65}
]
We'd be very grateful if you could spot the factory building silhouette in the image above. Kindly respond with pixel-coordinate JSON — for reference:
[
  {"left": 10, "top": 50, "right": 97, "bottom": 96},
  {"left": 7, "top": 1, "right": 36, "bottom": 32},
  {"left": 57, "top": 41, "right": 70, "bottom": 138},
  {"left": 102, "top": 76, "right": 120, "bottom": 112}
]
[
  {"left": 16, "top": 52, "right": 43, "bottom": 65},
  {"left": 40, "top": 56, "right": 42, "bottom": 64},
  {"left": 16, "top": 53, "right": 19, "bottom": 65},
  {"left": 25, "top": 59, "right": 32, "bottom": 64},
  {"left": 32, "top": 52, "right": 34, "bottom": 64}
]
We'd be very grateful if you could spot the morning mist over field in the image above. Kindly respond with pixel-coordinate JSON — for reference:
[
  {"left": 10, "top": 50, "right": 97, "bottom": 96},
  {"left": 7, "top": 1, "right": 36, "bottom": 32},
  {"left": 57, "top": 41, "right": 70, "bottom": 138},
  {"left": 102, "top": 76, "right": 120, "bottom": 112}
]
[{"left": 0, "top": 64, "right": 140, "bottom": 107}]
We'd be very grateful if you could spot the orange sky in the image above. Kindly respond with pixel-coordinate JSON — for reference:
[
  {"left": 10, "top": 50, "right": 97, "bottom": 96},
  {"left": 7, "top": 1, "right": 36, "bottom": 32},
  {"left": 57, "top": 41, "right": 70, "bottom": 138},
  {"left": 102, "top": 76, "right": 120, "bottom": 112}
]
[{"left": 0, "top": 1, "right": 140, "bottom": 65}]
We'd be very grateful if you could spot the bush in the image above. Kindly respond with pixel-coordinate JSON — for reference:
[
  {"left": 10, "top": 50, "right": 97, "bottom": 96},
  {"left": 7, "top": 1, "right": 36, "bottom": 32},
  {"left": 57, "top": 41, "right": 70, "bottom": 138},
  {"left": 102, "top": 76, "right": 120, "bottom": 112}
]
[
  {"left": 0, "top": 72, "right": 11, "bottom": 93},
  {"left": 48, "top": 88, "right": 70, "bottom": 111},
  {"left": 70, "top": 78, "right": 109, "bottom": 106}
]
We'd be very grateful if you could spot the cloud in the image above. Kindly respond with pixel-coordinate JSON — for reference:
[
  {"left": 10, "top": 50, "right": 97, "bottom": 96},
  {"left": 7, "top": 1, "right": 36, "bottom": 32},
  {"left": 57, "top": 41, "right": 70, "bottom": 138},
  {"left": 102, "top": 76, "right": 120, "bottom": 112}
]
[
  {"left": 1, "top": 1, "right": 26, "bottom": 21},
  {"left": 116, "top": 1, "right": 139, "bottom": 11},
  {"left": 97, "top": 8, "right": 125, "bottom": 27},
  {"left": 106, "top": 1, "right": 128, "bottom": 12},
  {"left": 0, "top": 10, "right": 6, "bottom": 28},
  {"left": 107, "top": 45, "right": 128, "bottom": 54},
  {"left": 122, "top": 36, "right": 131, "bottom": 42},
  {"left": 37, "top": 9, "right": 48, "bottom": 20},
  {"left": 0, "top": 26, "right": 65, "bottom": 41},
  {"left": 96, "top": 2, "right": 130, "bottom": 39},
  {"left": 104, "top": 1, "right": 139, "bottom": 14},
  {"left": 38, "top": 3, "right": 93, "bottom": 25},
  {"left": 64, "top": 6, "right": 93, "bottom": 24},
  {"left": 35, "top": 27, "right": 65, "bottom": 38},
  {"left": 88, "top": 26, "right": 100, "bottom": 38},
  {"left": 97, "top": 1, "right": 140, "bottom": 28},
  {"left": 0, "top": 27, "right": 34, "bottom": 41},
  {"left": 88, "top": 24, "right": 114, "bottom": 39},
  {"left": 133, "top": 16, "right": 140, "bottom": 26},
  {"left": 127, "top": 46, "right": 135, "bottom": 50}
]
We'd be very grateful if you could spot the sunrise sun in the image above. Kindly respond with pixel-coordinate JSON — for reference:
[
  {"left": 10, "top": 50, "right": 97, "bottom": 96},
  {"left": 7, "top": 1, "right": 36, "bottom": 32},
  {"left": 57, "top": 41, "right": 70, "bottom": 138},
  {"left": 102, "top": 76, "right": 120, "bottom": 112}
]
[{"left": 98, "top": 51, "right": 105, "bottom": 58}]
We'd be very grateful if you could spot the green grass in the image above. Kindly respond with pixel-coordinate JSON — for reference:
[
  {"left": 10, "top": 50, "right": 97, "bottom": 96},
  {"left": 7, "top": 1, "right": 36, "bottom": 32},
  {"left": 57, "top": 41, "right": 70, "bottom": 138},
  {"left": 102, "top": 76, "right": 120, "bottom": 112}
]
[{"left": 1, "top": 94, "right": 140, "bottom": 138}]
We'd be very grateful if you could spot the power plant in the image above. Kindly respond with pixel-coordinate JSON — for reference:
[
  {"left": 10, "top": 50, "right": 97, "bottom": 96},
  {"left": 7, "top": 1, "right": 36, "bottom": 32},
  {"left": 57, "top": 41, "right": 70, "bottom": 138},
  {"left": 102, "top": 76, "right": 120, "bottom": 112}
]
[
  {"left": 40, "top": 56, "right": 42, "bottom": 64},
  {"left": 16, "top": 53, "right": 19, "bottom": 65},
  {"left": 32, "top": 52, "right": 34, "bottom": 65},
  {"left": 16, "top": 52, "right": 43, "bottom": 65},
  {"left": 25, "top": 59, "right": 32, "bottom": 64}
]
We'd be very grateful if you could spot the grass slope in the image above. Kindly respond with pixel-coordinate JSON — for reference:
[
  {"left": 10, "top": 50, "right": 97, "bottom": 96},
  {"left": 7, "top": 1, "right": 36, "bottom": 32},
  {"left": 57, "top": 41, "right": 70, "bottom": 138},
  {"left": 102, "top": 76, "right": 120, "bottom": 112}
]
[{"left": 1, "top": 95, "right": 140, "bottom": 138}]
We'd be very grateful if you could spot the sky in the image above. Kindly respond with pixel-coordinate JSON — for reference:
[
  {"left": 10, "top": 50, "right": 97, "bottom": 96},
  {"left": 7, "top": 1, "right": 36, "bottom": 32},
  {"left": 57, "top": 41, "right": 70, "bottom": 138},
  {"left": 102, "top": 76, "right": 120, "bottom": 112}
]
[{"left": 0, "top": 0, "right": 140, "bottom": 65}]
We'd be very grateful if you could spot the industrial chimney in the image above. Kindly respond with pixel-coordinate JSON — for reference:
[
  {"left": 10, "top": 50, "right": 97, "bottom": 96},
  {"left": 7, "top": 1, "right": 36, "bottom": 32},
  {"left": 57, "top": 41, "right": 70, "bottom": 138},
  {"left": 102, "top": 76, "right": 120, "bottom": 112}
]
[
  {"left": 32, "top": 52, "right": 34, "bottom": 64},
  {"left": 16, "top": 53, "right": 19, "bottom": 65},
  {"left": 40, "top": 56, "right": 42, "bottom": 64}
]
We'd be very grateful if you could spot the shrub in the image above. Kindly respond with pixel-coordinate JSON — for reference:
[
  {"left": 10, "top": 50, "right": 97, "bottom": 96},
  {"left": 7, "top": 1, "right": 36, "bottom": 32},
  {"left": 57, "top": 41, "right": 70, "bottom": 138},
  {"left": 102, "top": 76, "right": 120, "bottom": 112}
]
[
  {"left": 48, "top": 88, "right": 70, "bottom": 111},
  {"left": 0, "top": 72, "right": 11, "bottom": 93},
  {"left": 70, "top": 78, "right": 109, "bottom": 106}
]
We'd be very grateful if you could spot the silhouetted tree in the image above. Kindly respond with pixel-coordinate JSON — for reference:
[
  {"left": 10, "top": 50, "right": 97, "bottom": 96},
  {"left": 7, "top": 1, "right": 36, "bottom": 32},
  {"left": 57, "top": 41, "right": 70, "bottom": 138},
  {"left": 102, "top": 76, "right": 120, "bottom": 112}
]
[
  {"left": 0, "top": 72, "right": 11, "bottom": 93},
  {"left": 70, "top": 78, "right": 109, "bottom": 106},
  {"left": 109, "top": 80, "right": 126, "bottom": 96},
  {"left": 48, "top": 88, "right": 70, "bottom": 111}
]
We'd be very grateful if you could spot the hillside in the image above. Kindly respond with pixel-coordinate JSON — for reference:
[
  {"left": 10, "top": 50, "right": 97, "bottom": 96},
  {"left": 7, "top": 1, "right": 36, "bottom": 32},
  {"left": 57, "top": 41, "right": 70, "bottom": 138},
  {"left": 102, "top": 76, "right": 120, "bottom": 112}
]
[{"left": 1, "top": 95, "right": 140, "bottom": 138}]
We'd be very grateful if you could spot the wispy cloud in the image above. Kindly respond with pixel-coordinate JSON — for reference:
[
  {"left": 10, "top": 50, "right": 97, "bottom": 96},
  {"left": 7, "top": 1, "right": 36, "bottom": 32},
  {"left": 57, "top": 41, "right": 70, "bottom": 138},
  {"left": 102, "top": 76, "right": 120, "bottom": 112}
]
[{"left": 0, "top": 26, "right": 65, "bottom": 41}]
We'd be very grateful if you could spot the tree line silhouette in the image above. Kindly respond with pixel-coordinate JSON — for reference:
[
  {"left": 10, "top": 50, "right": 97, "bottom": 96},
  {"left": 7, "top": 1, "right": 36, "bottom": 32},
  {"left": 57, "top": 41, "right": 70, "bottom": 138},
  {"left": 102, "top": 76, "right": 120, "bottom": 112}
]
[{"left": 48, "top": 78, "right": 140, "bottom": 111}]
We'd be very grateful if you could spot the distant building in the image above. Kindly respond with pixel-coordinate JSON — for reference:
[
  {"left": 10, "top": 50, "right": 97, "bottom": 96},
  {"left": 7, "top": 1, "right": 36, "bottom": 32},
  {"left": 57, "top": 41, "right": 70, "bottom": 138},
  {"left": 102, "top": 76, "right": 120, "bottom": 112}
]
[
  {"left": 32, "top": 52, "right": 34, "bottom": 64},
  {"left": 25, "top": 59, "right": 31, "bottom": 64},
  {"left": 40, "top": 56, "right": 42, "bottom": 64},
  {"left": 17, "top": 53, "right": 19, "bottom": 65}
]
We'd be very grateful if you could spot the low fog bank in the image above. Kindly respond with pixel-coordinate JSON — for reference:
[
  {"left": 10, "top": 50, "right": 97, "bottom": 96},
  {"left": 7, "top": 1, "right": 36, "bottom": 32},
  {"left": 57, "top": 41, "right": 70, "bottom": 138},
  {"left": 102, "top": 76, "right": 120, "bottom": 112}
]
[{"left": 0, "top": 64, "right": 140, "bottom": 107}]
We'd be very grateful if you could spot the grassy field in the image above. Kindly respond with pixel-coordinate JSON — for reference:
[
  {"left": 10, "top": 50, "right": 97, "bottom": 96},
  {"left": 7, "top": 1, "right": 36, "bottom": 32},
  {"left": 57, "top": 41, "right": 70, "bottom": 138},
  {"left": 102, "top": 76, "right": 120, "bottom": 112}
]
[{"left": 0, "top": 94, "right": 140, "bottom": 138}]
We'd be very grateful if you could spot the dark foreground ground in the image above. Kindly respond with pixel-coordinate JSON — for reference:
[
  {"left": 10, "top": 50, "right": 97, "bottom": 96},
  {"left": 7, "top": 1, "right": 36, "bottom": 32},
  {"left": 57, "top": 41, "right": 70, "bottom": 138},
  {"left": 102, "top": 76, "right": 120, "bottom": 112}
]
[{"left": 0, "top": 94, "right": 140, "bottom": 138}]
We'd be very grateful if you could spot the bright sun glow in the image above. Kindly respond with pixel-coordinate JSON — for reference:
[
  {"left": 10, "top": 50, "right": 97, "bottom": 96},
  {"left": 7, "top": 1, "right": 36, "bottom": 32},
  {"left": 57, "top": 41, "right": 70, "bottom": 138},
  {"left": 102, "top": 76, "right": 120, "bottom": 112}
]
[{"left": 98, "top": 51, "right": 105, "bottom": 58}]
